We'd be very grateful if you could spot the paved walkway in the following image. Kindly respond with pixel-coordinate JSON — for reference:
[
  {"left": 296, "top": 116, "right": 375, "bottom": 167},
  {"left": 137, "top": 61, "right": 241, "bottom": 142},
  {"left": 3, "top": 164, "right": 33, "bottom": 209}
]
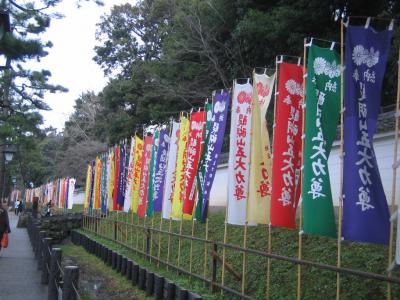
[{"left": 0, "top": 212, "right": 47, "bottom": 300}]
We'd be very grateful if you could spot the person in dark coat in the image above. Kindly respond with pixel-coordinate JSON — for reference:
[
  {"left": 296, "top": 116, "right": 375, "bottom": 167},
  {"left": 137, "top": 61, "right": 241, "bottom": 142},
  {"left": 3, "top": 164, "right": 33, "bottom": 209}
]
[{"left": 0, "top": 202, "right": 11, "bottom": 252}]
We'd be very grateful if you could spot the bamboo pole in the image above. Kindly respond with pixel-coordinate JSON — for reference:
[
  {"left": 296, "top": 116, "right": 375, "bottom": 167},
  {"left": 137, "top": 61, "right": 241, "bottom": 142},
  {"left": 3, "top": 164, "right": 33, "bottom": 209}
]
[
  {"left": 296, "top": 39, "right": 307, "bottom": 300},
  {"left": 336, "top": 19, "right": 345, "bottom": 300},
  {"left": 189, "top": 218, "right": 195, "bottom": 282},
  {"left": 142, "top": 215, "right": 147, "bottom": 252},
  {"left": 204, "top": 218, "right": 209, "bottom": 287},
  {"left": 266, "top": 224, "right": 272, "bottom": 300},
  {"left": 116, "top": 210, "right": 119, "bottom": 242},
  {"left": 177, "top": 216, "right": 184, "bottom": 271},
  {"left": 131, "top": 211, "right": 134, "bottom": 248},
  {"left": 150, "top": 215, "right": 155, "bottom": 262},
  {"left": 387, "top": 48, "right": 400, "bottom": 300},
  {"left": 135, "top": 213, "right": 140, "bottom": 250},
  {"left": 158, "top": 213, "right": 163, "bottom": 267},
  {"left": 166, "top": 217, "right": 172, "bottom": 271},
  {"left": 242, "top": 222, "right": 248, "bottom": 295}
]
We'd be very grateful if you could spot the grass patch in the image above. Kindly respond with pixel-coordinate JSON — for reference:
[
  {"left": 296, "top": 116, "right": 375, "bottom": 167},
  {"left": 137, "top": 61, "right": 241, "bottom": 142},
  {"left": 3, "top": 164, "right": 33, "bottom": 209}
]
[
  {"left": 81, "top": 211, "right": 400, "bottom": 299},
  {"left": 60, "top": 242, "right": 150, "bottom": 300}
]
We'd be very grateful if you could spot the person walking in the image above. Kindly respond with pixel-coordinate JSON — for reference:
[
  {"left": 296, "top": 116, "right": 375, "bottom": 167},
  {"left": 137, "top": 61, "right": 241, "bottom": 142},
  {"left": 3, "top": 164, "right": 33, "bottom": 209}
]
[
  {"left": 14, "top": 199, "right": 20, "bottom": 215},
  {"left": 0, "top": 202, "right": 11, "bottom": 252}
]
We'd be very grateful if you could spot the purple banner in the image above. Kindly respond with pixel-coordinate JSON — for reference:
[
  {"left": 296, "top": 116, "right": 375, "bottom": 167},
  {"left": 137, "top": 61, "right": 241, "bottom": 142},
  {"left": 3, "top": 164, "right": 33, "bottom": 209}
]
[
  {"left": 200, "top": 90, "right": 230, "bottom": 221},
  {"left": 343, "top": 24, "right": 392, "bottom": 244},
  {"left": 153, "top": 129, "right": 170, "bottom": 212}
]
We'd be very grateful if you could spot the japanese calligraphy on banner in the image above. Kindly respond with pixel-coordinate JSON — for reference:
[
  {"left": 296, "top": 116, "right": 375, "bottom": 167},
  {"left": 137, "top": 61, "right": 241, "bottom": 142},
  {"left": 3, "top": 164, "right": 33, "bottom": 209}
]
[
  {"left": 182, "top": 111, "right": 206, "bottom": 219},
  {"left": 123, "top": 137, "right": 135, "bottom": 212},
  {"left": 247, "top": 71, "right": 276, "bottom": 224},
  {"left": 227, "top": 80, "right": 253, "bottom": 225},
  {"left": 84, "top": 164, "right": 92, "bottom": 209},
  {"left": 146, "top": 130, "right": 160, "bottom": 217},
  {"left": 302, "top": 45, "right": 340, "bottom": 238},
  {"left": 117, "top": 141, "right": 126, "bottom": 210},
  {"left": 101, "top": 154, "right": 108, "bottom": 213},
  {"left": 195, "top": 102, "right": 213, "bottom": 222},
  {"left": 131, "top": 136, "right": 143, "bottom": 213},
  {"left": 163, "top": 122, "right": 179, "bottom": 219},
  {"left": 138, "top": 135, "right": 154, "bottom": 217},
  {"left": 94, "top": 156, "right": 102, "bottom": 209},
  {"left": 171, "top": 116, "right": 190, "bottom": 220},
  {"left": 270, "top": 62, "right": 303, "bottom": 229},
  {"left": 67, "top": 178, "right": 76, "bottom": 210},
  {"left": 152, "top": 129, "right": 170, "bottom": 213},
  {"left": 343, "top": 25, "right": 392, "bottom": 244}
]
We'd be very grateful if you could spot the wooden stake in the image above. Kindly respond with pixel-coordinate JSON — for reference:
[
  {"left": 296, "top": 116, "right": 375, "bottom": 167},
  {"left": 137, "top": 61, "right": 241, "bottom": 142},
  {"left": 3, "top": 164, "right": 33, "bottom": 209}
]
[
  {"left": 158, "top": 213, "right": 163, "bottom": 268},
  {"left": 336, "top": 20, "right": 345, "bottom": 300},
  {"left": 177, "top": 216, "right": 184, "bottom": 271},
  {"left": 221, "top": 219, "right": 228, "bottom": 294},
  {"left": 142, "top": 215, "right": 147, "bottom": 252},
  {"left": 150, "top": 215, "right": 155, "bottom": 262},
  {"left": 131, "top": 211, "right": 134, "bottom": 248},
  {"left": 189, "top": 218, "right": 195, "bottom": 282},
  {"left": 204, "top": 218, "right": 209, "bottom": 286},
  {"left": 135, "top": 213, "right": 140, "bottom": 250},
  {"left": 387, "top": 48, "right": 400, "bottom": 300},
  {"left": 296, "top": 38, "right": 307, "bottom": 300},
  {"left": 266, "top": 224, "right": 272, "bottom": 300}
]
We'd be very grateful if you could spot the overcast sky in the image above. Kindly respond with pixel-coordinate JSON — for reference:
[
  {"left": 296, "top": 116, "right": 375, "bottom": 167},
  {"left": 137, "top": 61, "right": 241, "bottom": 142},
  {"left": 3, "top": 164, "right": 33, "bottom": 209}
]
[{"left": 27, "top": 0, "right": 129, "bottom": 131}]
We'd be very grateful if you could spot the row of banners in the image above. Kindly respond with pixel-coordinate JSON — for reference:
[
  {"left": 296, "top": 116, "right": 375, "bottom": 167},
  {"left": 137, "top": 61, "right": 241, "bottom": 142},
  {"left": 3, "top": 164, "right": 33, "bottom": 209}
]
[
  {"left": 25, "top": 178, "right": 76, "bottom": 209},
  {"left": 84, "top": 24, "right": 395, "bottom": 247}
]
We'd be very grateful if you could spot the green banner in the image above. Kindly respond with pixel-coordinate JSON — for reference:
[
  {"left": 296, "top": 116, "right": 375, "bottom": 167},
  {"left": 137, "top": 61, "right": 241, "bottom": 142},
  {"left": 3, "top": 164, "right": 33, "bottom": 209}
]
[
  {"left": 146, "top": 130, "right": 159, "bottom": 217},
  {"left": 302, "top": 44, "right": 340, "bottom": 237},
  {"left": 195, "top": 102, "right": 213, "bottom": 222}
]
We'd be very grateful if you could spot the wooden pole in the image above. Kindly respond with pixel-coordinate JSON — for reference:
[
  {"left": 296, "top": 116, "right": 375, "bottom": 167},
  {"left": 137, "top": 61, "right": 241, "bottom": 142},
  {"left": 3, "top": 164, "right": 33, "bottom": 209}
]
[
  {"left": 142, "top": 215, "right": 147, "bottom": 252},
  {"left": 189, "top": 218, "right": 195, "bottom": 282},
  {"left": 266, "top": 224, "right": 272, "bottom": 300},
  {"left": 221, "top": 218, "right": 228, "bottom": 293},
  {"left": 336, "top": 19, "right": 345, "bottom": 300},
  {"left": 177, "top": 216, "right": 183, "bottom": 271},
  {"left": 166, "top": 217, "right": 172, "bottom": 271},
  {"left": 150, "top": 215, "right": 155, "bottom": 262},
  {"left": 387, "top": 48, "right": 400, "bottom": 300},
  {"left": 296, "top": 40, "right": 307, "bottom": 300},
  {"left": 158, "top": 213, "right": 163, "bottom": 267},
  {"left": 135, "top": 213, "right": 140, "bottom": 250},
  {"left": 204, "top": 218, "right": 209, "bottom": 286},
  {"left": 241, "top": 222, "right": 248, "bottom": 295}
]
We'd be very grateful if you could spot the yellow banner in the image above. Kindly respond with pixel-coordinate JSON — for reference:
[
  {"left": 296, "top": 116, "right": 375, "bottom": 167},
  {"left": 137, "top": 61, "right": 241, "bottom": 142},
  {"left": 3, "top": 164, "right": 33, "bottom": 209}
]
[
  {"left": 171, "top": 116, "right": 189, "bottom": 220},
  {"left": 94, "top": 156, "right": 102, "bottom": 209},
  {"left": 131, "top": 136, "right": 144, "bottom": 213},
  {"left": 84, "top": 164, "right": 91, "bottom": 209},
  {"left": 247, "top": 71, "right": 276, "bottom": 224},
  {"left": 107, "top": 149, "right": 115, "bottom": 212}
]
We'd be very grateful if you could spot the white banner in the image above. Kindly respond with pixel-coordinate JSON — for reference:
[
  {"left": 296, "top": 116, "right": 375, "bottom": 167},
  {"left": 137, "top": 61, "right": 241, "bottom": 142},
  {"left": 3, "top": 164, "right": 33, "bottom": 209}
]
[
  {"left": 162, "top": 121, "right": 179, "bottom": 219},
  {"left": 123, "top": 137, "right": 135, "bottom": 212},
  {"left": 67, "top": 178, "right": 76, "bottom": 209},
  {"left": 227, "top": 80, "right": 253, "bottom": 225}
]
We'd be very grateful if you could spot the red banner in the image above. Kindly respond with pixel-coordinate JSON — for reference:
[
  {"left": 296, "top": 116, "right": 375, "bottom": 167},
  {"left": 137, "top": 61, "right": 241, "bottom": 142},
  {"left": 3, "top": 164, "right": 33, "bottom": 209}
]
[
  {"left": 270, "top": 62, "right": 303, "bottom": 229},
  {"left": 137, "top": 135, "right": 154, "bottom": 217},
  {"left": 182, "top": 111, "right": 206, "bottom": 217},
  {"left": 112, "top": 145, "right": 120, "bottom": 211}
]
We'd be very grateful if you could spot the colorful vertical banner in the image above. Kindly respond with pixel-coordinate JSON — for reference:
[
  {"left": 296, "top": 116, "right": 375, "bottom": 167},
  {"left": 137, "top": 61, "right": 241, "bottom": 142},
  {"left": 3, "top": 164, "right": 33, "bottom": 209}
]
[
  {"left": 195, "top": 102, "right": 213, "bottom": 222},
  {"left": 270, "top": 62, "right": 303, "bottom": 229},
  {"left": 227, "top": 80, "right": 253, "bottom": 225},
  {"left": 171, "top": 116, "right": 190, "bottom": 220},
  {"left": 182, "top": 111, "right": 206, "bottom": 219},
  {"left": 147, "top": 130, "right": 160, "bottom": 217},
  {"left": 117, "top": 141, "right": 126, "bottom": 210},
  {"left": 101, "top": 154, "right": 108, "bottom": 213},
  {"left": 343, "top": 24, "right": 392, "bottom": 244},
  {"left": 247, "top": 71, "right": 276, "bottom": 224},
  {"left": 67, "top": 178, "right": 75, "bottom": 210},
  {"left": 123, "top": 137, "right": 135, "bottom": 212},
  {"left": 302, "top": 44, "right": 341, "bottom": 237},
  {"left": 89, "top": 160, "right": 95, "bottom": 209},
  {"left": 152, "top": 128, "right": 170, "bottom": 213},
  {"left": 84, "top": 164, "right": 92, "bottom": 209},
  {"left": 94, "top": 157, "right": 102, "bottom": 209},
  {"left": 107, "top": 149, "right": 114, "bottom": 212},
  {"left": 163, "top": 122, "right": 179, "bottom": 219},
  {"left": 199, "top": 91, "right": 230, "bottom": 222},
  {"left": 137, "top": 135, "right": 154, "bottom": 217},
  {"left": 112, "top": 145, "right": 120, "bottom": 210},
  {"left": 131, "top": 136, "right": 144, "bottom": 213}
]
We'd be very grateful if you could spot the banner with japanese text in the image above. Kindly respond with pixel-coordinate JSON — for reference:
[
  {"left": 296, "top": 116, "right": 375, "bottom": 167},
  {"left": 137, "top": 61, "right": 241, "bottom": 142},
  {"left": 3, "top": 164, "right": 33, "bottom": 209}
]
[
  {"left": 107, "top": 149, "right": 114, "bottom": 212},
  {"left": 247, "top": 71, "right": 276, "bottom": 224},
  {"left": 117, "top": 141, "right": 127, "bottom": 210},
  {"left": 67, "top": 178, "right": 76, "bottom": 210},
  {"left": 138, "top": 135, "right": 154, "bottom": 217},
  {"left": 84, "top": 164, "right": 91, "bottom": 209},
  {"left": 302, "top": 45, "right": 340, "bottom": 237},
  {"left": 195, "top": 102, "right": 213, "bottom": 222},
  {"left": 163, "top": 122, "right": 179, "bottom": 219},
  {"left": 152, "top": 128, "right": 170, "bottom": 213},
  {"left": 227, "top": 81, "right": 253, "bottom": 225},
  {"left": 112, "top": 145, "right": 120, "bottom": 210},
  {"left": 89, "top": 160, "right": 95, "bottom": 209},
  {"left": 101, "top": 154, "right": 108, "bottom": 213},
  {"left": 270, "top": 62, "right": 303, "bottom": 229},
  {"left": 343, "top": 25, "right": 392, "bottom": 244},
  {"left": 147, "top": 130, "right": 160, "bottom": 217},
  {"left": 94, "top": 156, "right": 102, "bottom": 209},
  {"left": 171, "top": 116, "right": 190, "bottom": 220},
  {"left": 131, "top": 136, "right": 143, "bottom": 213},
  {"left": 183, "top": 111, "right": 206, "bottom": 219},
  {"left": 123, "top": 137, "right": 135, "bottom": 212}
]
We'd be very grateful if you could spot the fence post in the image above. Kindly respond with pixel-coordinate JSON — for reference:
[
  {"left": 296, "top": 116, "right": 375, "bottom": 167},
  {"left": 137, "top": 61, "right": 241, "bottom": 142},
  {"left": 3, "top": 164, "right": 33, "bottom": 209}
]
[
  {"left": 62, "top": 266, "right": 79, "bottom": 300},
  {"left": 38, "top": 231, "right": 47, "bottom": 270},
  {"left": 48, "top": 248, "right": 62, "bottom": 300},
  {"left": 114, "top": 220, "right": 117, "bottom": 241},
  {"left": 211, "top": 243, "right": 218, "bottom": 292},
  {"left": 146, "top": 228, "right": 151, "bottom": 258},
  {"left": 41, "top": 237, "right": 52, "bottom": 284}
]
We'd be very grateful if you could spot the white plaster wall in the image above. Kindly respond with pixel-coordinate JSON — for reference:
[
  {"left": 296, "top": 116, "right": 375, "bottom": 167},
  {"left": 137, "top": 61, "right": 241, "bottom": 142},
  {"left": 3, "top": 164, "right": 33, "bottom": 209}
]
[{"left": 209, "top": 132, "right": 400, "bottom": 208}]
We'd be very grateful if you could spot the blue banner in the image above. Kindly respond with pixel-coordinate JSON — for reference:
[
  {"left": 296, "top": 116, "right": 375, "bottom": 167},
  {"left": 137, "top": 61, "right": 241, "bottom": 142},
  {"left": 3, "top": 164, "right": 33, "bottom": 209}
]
[
  {"left": 117, "top": 141, "right": 126, "bottom": 210},
  {"left": 343, "top": 24, "right": 392, "bottom": 244},
  {"left": 153, "top": 128, "right": 169, "bottom": 212},
  {"left": 200, "top": 90, "right": 230, "bottom": 221}
]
